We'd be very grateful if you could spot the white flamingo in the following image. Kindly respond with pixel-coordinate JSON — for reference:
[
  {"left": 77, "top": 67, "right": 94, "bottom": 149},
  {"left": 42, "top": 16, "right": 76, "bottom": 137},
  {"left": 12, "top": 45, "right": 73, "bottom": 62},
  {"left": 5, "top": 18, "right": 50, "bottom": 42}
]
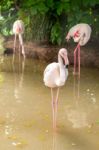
[
  {"left": 13, "top": 20, "right": 25, "bottom": 58},
  {"left": 43, "top": 48, "right": 69, "bottom": 129},
  {"left": 66, "top": 23, "right": 91, "bottom": 76}
]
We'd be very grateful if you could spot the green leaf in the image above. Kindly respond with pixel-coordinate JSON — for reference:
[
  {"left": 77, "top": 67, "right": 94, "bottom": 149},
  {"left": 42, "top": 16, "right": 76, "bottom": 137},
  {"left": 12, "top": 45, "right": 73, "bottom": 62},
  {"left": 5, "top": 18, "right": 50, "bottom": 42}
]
[
  {"left": 30, "top": 7, "right": 38, "bottom": 15},
  {"left": 57, "top": 37, "right": 62, "bottom": 45},
  {"left": 63, "top": 3, "right": 70, "bottom": 12},
  {"left": 61, "top": 0, "right": 70, "bottom": 2},
  {"left": 56, "top": 3, "right": 63, "bottom": 15},
  {"left": 0, "top": 15, "right": 4, "bottom": 21},
  {"left": 2, "top": 27, "right": 9, "bottom": 36},
  {"left": 38, "top": 2, "right": 49, "bottom": 14},
  {"left": 51, "top": 22, "right": 61, "bottom": 44},
  {"left": 46, "top": 0, "right": 54, "bottom": 8}
]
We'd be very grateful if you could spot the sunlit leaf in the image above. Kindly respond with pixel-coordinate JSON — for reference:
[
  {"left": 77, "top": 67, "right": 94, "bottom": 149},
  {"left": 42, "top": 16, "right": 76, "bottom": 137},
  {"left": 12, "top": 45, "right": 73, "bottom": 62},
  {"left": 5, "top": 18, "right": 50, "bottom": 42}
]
[
  {"left": 0, "top": 15, "right": 4, "bottom": 21},
  {"left": 38, "top": 2, "right": 49, "bottom": 14}
]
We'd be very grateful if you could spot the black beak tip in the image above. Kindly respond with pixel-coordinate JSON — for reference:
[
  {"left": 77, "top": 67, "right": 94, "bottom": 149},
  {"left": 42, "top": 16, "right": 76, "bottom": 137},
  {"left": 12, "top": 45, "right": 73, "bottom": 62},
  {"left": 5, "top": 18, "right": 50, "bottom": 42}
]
[{"left": 65, "top": 65, "right": 69, "bottom": 69}]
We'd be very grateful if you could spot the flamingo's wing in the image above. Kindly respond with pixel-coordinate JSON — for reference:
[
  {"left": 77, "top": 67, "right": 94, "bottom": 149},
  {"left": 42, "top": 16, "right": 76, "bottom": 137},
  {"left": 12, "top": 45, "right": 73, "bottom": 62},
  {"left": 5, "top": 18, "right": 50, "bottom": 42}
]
[
  {"left": 44, "top": 62, "right": 58, "bottom": 76},
  {"left": 43, "top": 62, "right": 59, "bottom": 88}
]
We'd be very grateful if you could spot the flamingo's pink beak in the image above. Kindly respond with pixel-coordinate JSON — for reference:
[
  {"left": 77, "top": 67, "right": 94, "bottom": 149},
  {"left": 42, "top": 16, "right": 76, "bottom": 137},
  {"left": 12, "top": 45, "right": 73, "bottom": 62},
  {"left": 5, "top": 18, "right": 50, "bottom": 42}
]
[
  {"left": 64, "top": 55, "right": 69, "bottom": 66},
  {"left": 66, "top": 34, "right": 70, "bottom": 42}
]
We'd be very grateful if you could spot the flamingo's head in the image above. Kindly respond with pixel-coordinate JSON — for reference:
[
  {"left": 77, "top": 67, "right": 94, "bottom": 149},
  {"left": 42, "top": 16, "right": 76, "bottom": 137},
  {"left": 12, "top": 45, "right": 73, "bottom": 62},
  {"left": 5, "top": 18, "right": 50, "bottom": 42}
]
[
  {"left": 73, "top": 30, "right": 80, "bottom": 38},
  {"left": 66, "top": 34, "right": 71, "bottom": 42},
  {"left": 16, "top": 27, "right": 22, "bottom": 33},
  {"left": 59, "top": 48, "right": 69, "bottom": 67}
]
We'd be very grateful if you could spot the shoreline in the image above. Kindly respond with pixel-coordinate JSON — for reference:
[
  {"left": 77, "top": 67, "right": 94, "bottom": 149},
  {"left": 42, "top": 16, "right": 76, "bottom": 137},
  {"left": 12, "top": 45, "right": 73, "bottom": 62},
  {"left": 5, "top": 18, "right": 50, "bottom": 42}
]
[{"left": 4, "top": 39, "right": 99, "bottom": 68}]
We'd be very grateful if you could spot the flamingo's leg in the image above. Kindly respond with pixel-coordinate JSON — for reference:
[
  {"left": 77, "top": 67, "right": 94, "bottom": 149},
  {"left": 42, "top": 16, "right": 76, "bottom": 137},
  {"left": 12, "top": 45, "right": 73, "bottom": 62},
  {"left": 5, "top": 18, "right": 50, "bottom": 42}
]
[
  {"left": 13, "top": 34, "right": 17, "bottom": 53},
  {"left": 51, "top": 88, "right": 55, "bottom": 129},
  {"left": 18, "top": 43, "right": 21, "bottom": 62},
  {"left": 73, "top": 45, "right": 78, "bottom": 75},
  {"left": 13, "top": 34, "right": 17, "bottom": 61},
  {"left": 74, "top": 43, "right": 80, "bottom": 75},
  {"left": 77, "top": 76, "right": 80, "bottom": 99},
  {"left": 19, "top": 34, "right": 25, "bottom": 59},
  {"left": 78, "top": 44, "right": 80, "bottom": 77},
  {"left": 55, "top": 88, "right": 59, "bottom": 129},
  {"left": 19, "top": 59, "right": 25, "bottom": 88},
  {"left": 22, "top": 44, "right": 25, "bottom": 59},
  {"left": 73, "top": 75, "right": 76, "bottom": 99}
]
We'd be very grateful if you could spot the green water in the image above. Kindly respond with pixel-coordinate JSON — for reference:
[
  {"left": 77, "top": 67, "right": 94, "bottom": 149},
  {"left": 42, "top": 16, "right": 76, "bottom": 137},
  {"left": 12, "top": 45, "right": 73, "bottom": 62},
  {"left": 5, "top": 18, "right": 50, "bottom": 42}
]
[{"left": 0, "top": 55, "right": 99, "bottom": 150}]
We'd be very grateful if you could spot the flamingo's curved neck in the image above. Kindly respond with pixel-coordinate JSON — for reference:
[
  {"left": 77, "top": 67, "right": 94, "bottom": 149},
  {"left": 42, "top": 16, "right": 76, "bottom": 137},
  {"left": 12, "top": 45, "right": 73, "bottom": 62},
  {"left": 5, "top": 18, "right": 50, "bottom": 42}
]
[
  {"left": 58, "top": 54, "right": 66, "bottom": 82},
  {"left": 58, "top": 54, "right": 64, "bottom": 66}
]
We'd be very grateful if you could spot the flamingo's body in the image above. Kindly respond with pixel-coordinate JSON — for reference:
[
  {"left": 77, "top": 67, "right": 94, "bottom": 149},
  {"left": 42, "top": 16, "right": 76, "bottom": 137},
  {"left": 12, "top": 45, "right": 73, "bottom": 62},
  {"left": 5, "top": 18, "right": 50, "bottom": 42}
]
[
  {"left": 13, "top": 20, "right": 25, "bottom": 58},
  {"left": 43, "top": 48, "right": 69, "bottom": 129},
  {"left": 66, "top": 23, "right": 91, "bottom": 75},
  {"left": 44, "top": 62, "right": 68, "bottom": 88}
]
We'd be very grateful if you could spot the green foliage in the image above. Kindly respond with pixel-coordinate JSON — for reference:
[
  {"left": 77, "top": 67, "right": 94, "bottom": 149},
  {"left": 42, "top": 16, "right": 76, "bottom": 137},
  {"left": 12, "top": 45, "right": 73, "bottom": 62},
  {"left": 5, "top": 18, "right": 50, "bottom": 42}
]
[
  {"left": 51, "top": 22, "right": 62, "bottom": 45},
  {"left": 0, "top": 34, "right": 5, "bottom": 54},
  {"left": 0, "top": 0, "right": 99, "bottom": 45}
]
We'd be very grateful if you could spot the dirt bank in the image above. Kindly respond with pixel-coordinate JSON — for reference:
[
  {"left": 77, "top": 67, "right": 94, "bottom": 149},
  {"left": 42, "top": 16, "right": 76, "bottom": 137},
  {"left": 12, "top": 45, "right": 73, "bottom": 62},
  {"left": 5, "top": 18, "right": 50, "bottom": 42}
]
[{"left": 4, "top": 38, "right": 99, "bottom": 68}]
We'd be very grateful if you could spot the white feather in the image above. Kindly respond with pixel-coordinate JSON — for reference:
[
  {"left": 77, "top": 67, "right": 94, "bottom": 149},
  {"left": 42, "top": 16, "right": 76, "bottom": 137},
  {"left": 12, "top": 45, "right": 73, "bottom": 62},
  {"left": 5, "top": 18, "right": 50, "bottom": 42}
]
[
  {"left": 43, "top": 49, "right": 69, "bottom": 88},
  {"left": 67, "top": 23, "right": 91, "bottom": 46}
]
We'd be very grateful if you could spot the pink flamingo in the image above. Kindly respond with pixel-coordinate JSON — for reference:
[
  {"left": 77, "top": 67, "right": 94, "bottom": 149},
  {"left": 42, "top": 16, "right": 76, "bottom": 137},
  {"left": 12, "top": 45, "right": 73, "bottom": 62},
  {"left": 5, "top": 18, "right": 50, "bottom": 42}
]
[
  {"left": 13, "top": 20, "right": 25, "bottom": 58},
  {"left": 66, "top": 23, "right": 91, "bottom": 76},
  {"left": 43, "top": 48, "right": 69, "bottom": 130}
]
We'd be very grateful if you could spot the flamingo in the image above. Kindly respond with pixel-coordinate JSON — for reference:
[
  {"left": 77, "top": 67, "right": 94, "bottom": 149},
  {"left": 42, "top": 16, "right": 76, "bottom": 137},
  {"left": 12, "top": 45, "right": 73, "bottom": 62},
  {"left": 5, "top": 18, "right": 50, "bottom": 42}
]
[
  {"left": 13, "top": 20, "right": 25, "bottom": 58},
  {"left": 43, "top": 48, "right": 69, "bottom": 129},
  {"left": 66, "top": 23, "right": 91, "bottom": 76}
]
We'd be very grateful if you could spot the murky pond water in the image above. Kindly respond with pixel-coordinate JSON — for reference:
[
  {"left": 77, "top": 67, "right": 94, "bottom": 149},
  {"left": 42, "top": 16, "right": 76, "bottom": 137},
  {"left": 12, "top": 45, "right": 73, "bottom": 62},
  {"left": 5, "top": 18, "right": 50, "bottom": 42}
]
[{"left": 0, "top": 55, "right": 99, "bottom": 150}]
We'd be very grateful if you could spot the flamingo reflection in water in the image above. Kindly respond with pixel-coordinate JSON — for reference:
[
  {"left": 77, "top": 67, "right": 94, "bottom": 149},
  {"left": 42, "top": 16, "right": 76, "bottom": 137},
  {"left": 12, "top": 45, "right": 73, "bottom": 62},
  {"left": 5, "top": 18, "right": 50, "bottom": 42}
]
[
  {"left": 12, "top": 58, "right": 25, "bottom": 101},
  {"left": 65, "top": 75, "right": 89, "bottom": 129}
]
